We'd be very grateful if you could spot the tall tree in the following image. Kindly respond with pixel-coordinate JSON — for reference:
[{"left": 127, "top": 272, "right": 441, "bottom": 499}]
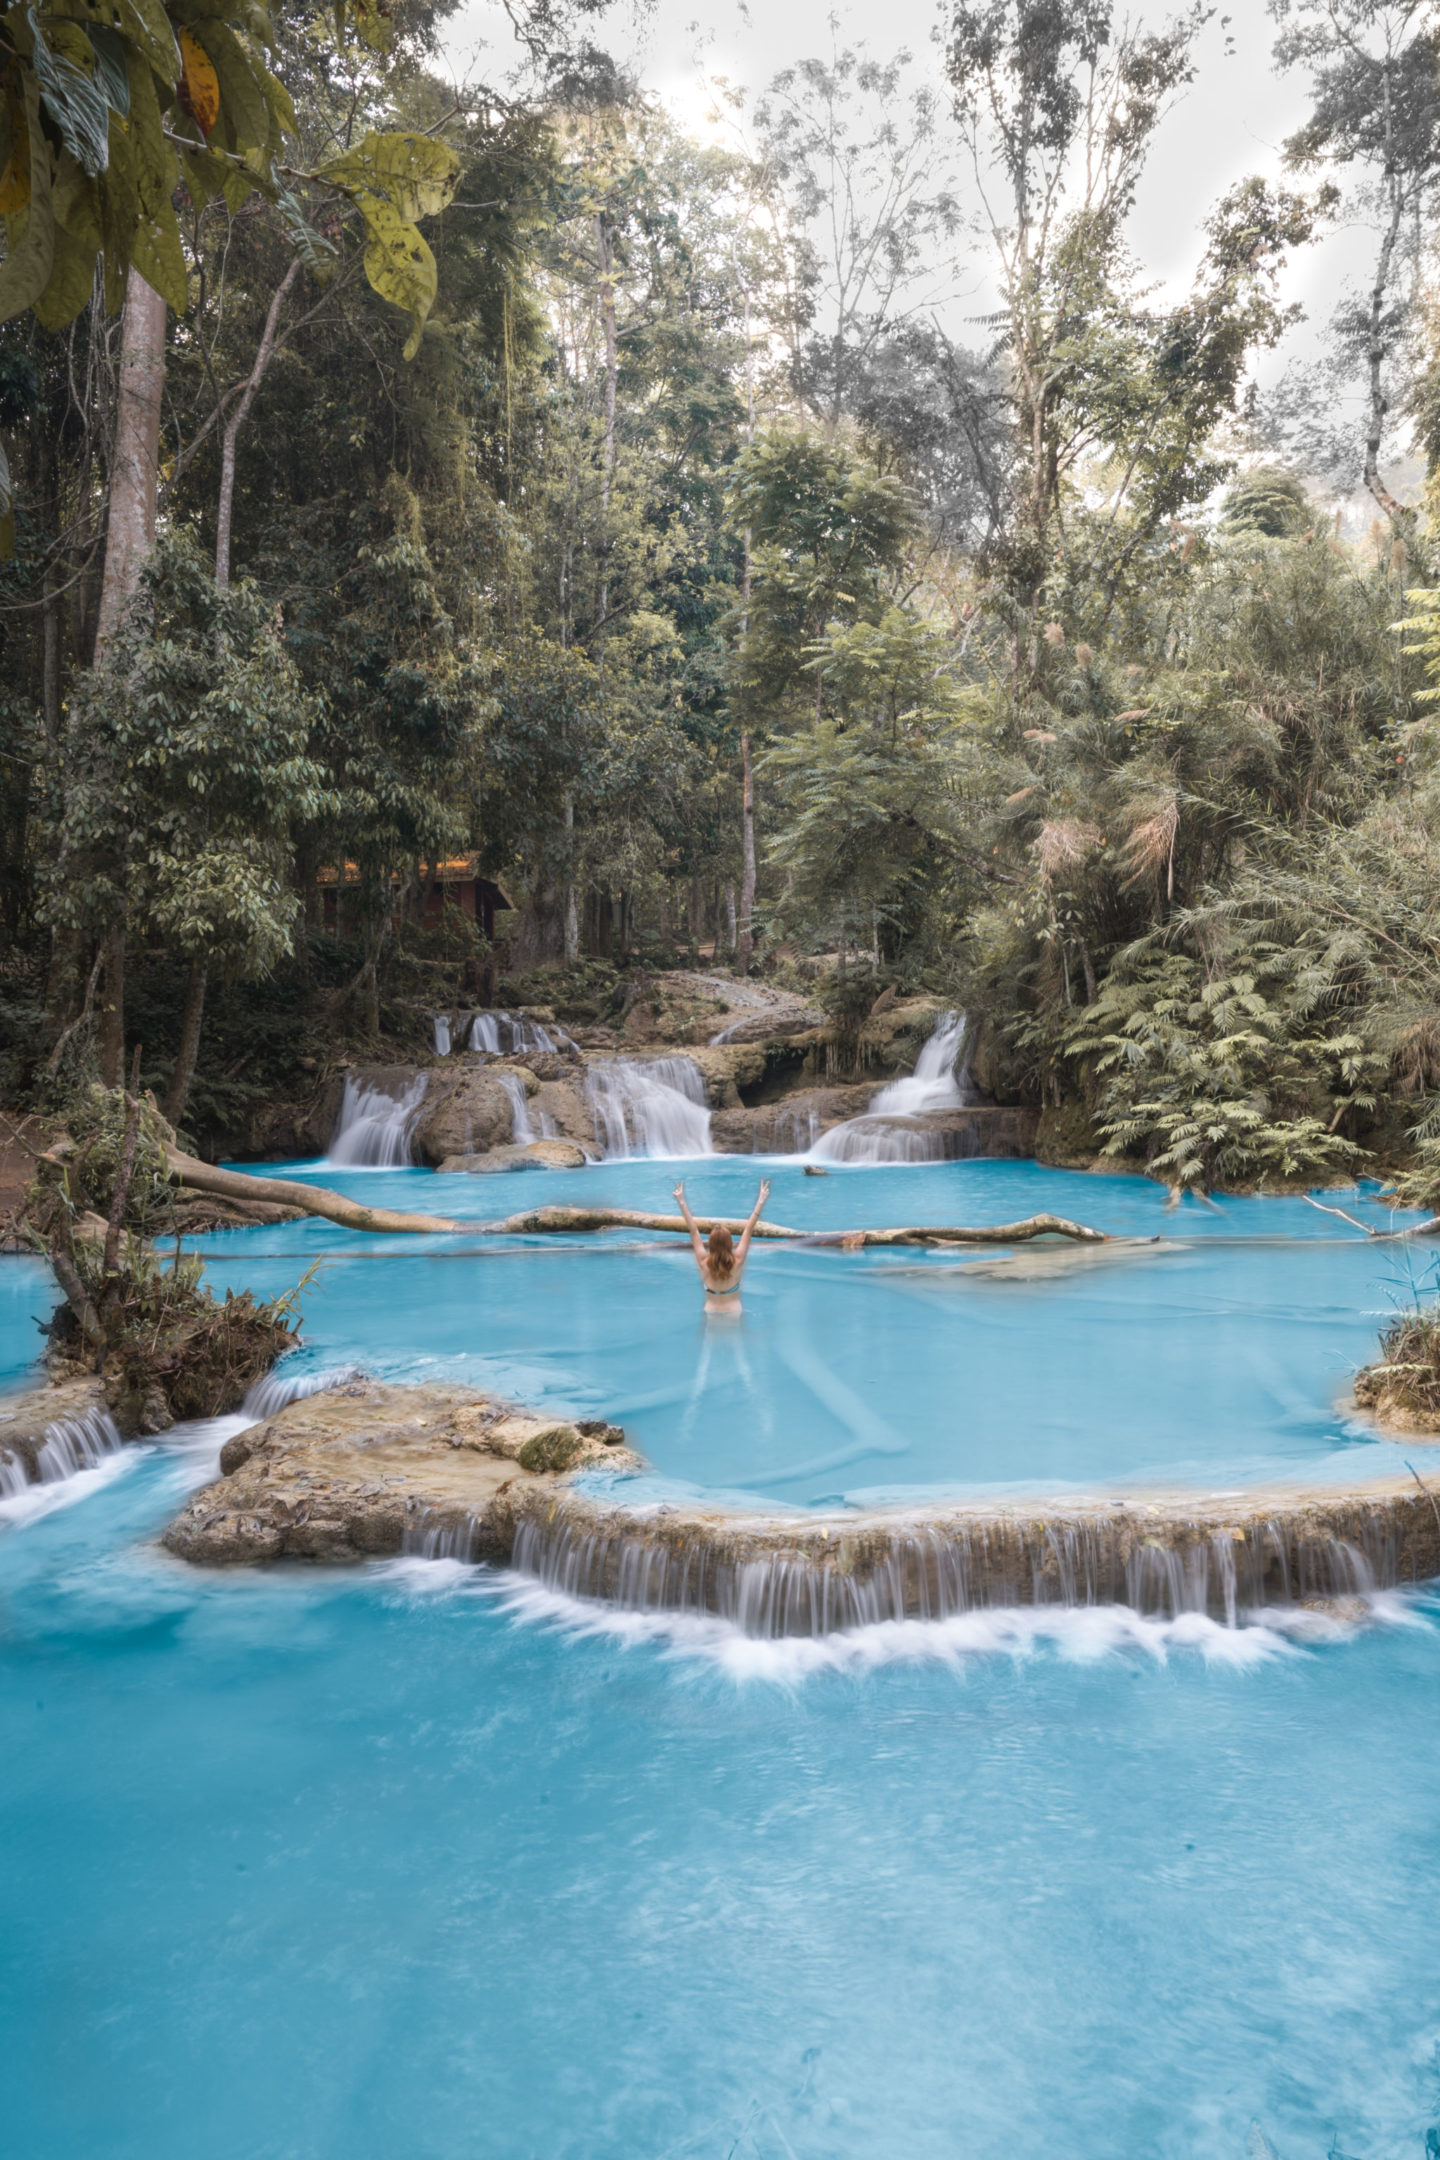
[{"left": 1271, "top": 0, "right": 1440, "bottom": 520}]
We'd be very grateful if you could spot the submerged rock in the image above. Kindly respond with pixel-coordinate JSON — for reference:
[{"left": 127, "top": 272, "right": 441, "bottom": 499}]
[
  {"left": 438, "top": 1139, "right": 589, "bottom": 1174},
  {"left": 161, "top": 1378, "right": 645, "bottom": 1566}
]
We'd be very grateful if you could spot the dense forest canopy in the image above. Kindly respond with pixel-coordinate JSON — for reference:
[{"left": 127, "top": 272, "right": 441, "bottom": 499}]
[{"left": 5, "top": 0, "right": 1440, "bottom": 1192}]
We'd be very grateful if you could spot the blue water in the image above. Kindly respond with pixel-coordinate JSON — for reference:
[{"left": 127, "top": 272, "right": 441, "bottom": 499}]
[
  {"left": 171, "top": 1157, "right": 1430, "bottom": 1505},
  {"left": 6, "top": 1160, "right": 1440, "bottom": 2158},
  {"left": 0, "top": 1255, "right": 52, "bottom": 1387}
]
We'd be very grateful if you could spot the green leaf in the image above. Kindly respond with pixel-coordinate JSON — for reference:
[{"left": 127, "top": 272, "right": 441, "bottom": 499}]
[
  {"left": 98, "top": 107, "right": 136, "bottom": 311},
  {"left": 0, "top": 75, "right": 55, "bottom": 322},
  {"left": 28, "top": 7, "right": 111, "bottom": 177},
  {"left": 109, "top": 0, "right": 182, "bottom": 88},
  {"left": 33, "top": 210, "right": 101, "bottom": 328},
  {"left": 88, "top": 26, "right": 131, "bottom": 118},
  {"left": 128, "top": 202, "right": 188, "bottom": 312},
  {"left": 276, "top": 185, "right": 337, "bottom": 284}
]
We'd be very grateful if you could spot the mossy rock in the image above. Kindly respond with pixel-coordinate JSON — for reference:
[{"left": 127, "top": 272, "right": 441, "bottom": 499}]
[{"left": 515, "top": 1423, "right": 586, "bottom": 1473}]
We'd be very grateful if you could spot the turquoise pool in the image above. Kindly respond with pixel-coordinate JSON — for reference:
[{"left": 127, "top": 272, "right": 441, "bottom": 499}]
[
  {"left": 4, "top": 1161, "right": 1440, "bottom": 2158},
  {"left": 189, "top": 1157, "right": 1429, "bottom": 1504}
]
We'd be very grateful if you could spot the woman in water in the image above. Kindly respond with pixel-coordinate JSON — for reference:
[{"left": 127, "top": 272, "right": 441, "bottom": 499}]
[{"left": 673, "top": 1179, "right": 771, "bottom": 1317}]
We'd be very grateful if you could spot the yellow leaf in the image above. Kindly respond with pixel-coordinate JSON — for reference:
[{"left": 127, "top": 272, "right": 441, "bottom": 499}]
[
  {"left": 317, "top": 131, "right": 458, "bottom": 359},
  {"left": 358, "top": 191, "right": 437, "bottom": 359},
  {"left": 320, "top": 130, "right": 459, "bottom": 224},
  {"left": 177, "top": 29, "right": 219, "bottom": 137}
]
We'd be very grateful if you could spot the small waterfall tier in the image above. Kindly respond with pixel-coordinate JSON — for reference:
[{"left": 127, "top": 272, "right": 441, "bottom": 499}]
[
  {"left": 491, "top": 1070, "right": 559, "bottom": 1145},
  {"left": 469, "top": 1010, "right": 561, "bottom": 1056},
  {"left": 1, "top": 1407, "right": 124, "bottom": 1502},
  {"left": 431, "top": 1014, "right": 452, "bottom": 1057},
  {"left": 511, "top": 1481, "right": 1439, "bottom": 1639},
  {"left": 586, "top": 1056, "right": 713, "bottom": 1159},
  {"left": 328, "top": 1073, "right": 429, "bottom": 1167},
  {"left": 241, "top": 1363, "right": 362, "bottom": 1420},
  {"left": 811, "top": 1010, "right": 972, "bottom": 1164}
]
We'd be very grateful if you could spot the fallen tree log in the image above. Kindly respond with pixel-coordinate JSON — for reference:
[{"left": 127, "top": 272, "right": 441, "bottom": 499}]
[
  {"left": 480, "top": 1205, "right": 804, "bottom": 1239},
  {"left": 823, "top": 1213, "right": 1109, "bottom": 1248},
  {"left": 163, "top": 1149, "right": 465, "bottom": 1236},
  {"left": 479, "top": 1206, "right": 1108, "bottom": 1246},
  {"left": 159, "top": 1158, "right": 1109, "bottom": 1248}
]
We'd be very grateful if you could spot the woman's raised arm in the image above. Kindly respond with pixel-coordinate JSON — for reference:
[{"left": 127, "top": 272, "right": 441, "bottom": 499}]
[
  {"left": 735, "top": 1179, "right": 772, "bottom": 1268},
  {"left": 673, "top": 1182, "right": 709, "bottom": 1272}
]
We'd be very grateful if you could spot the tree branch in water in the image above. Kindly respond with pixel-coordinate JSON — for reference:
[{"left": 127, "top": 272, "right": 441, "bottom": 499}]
[{"left": 155, "top": 1163, "right": 1110, "bottom": 1248}]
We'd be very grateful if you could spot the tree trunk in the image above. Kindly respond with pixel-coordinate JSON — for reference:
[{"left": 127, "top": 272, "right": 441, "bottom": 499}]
[
  {"left": 89, "top": 273, "right": 166, "bottom": 1084},
  {"left": 163, "top": 1149, "right": 465, "bottom": 1235},
  {"left": 164, "top": 956, "right": 209, "bottom": 1127},
  {"left": 1363, "top": 189, "right": 1408, "bottom": 523},
  {"left": 737, "top": 731, "right": 757, "bottom": 975},
  {"left": 94, "top": 274, "right": 166, "bottom": 659},
  {"left": 563, "top": 792, "right": 579, "bottom": 963},
  {"left": 97, "top": 923, "right": 126, "bottom": 1087},
  {"left": 724, "top": 879, "right": 737, "bottom": 956},
  {"left": 216, "top": 259, "right": 298, "bottom": 587},
  {"left": 596, "top": 211, "right": 618, "bottom": 644}
]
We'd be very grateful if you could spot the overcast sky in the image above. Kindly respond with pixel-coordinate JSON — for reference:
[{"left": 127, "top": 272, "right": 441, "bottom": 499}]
[{"left": 439, "top": 0, "right": 1389, "bottom": 438}]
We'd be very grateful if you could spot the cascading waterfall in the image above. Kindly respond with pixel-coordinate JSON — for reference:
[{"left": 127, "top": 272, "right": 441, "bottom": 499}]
[
  {"left": 495, "top": 1070, "right": 536, "bottom": 1145},
  {"left": 468, "top": 1010, "right": 558, "bottom": 1057},
  {"left": 432, "top": 1014, "right": 452, "bottom": 1057},
  {"left": 810, "top": 1010, "right": 972, "bottom": 1165},
  {"left": 510, "top": 1501, "right": 1396, "bottom": 1640},
  {"left": 402, "top": 1508, "right": 484, "bottom": 1561},
  {"left": 328, "top": 1073, "right": 429, "bottom": 1167},
  {"left": 0, "top": 1407, "right": 125, "bottom": 1511},
  {"left": 33, "top": 1410, "right": 123, "bottom": 1485},
  {"left": 585, "top": 1056, "right": 713, "bottom": 1159},
  {"left": 241, "top": 1363, "right": 361, "bottom": 1420},
  {"left": 771, "top": 1107, "right": 820, "bottom": 1153}
]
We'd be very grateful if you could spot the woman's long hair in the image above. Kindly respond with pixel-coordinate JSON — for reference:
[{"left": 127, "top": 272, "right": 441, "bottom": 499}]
[{"left": 706, "top": 1223, "right": 736, "bottom": 1277}]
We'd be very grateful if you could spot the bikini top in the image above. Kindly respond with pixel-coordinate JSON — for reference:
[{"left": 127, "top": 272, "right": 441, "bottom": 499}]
[{"left": 705, "top": 1277, "right": 742, "bottom": 1298}]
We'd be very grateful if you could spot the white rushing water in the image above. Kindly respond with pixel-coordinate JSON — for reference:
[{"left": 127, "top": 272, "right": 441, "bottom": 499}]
[
  {"left": 468, "top": 1010, "right": 557, "bottom": 1056},
  {"left": 432, "top": 1014, "right": 452, "bottom": 1057},
  {"left": 328, "top": 1073, "right": 429, "bottom": 1167},
  {"left": 495, "top": 1069, "right": 536, "bottom": 1145},
  {"left": 240, "top": 1363, "right": 362, "bottom": 1420},
  {"left": 0, "top": 1407, "right": 130, "bottom": 1528},
  {"left": 586, "top": 1056, "right": 713, "bottom": 1159},
  {"left": 810, "top": 1010, "right": 971, "bottom": 1165}
]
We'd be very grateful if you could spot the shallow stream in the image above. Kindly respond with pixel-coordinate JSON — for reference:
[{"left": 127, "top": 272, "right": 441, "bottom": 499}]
[{"left": 5, "top": 1160, "right": 1440, "bottom": 2156}]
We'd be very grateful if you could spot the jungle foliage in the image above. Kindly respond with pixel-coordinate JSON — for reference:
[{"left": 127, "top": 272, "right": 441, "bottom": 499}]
[{"left": 3, "top": 0, "right": 1440, "bottom": 1192}]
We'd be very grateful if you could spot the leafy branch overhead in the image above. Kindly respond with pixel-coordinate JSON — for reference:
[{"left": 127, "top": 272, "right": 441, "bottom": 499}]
[{"left": 0, "top": 0, "right": 458, "bottom": 356}]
